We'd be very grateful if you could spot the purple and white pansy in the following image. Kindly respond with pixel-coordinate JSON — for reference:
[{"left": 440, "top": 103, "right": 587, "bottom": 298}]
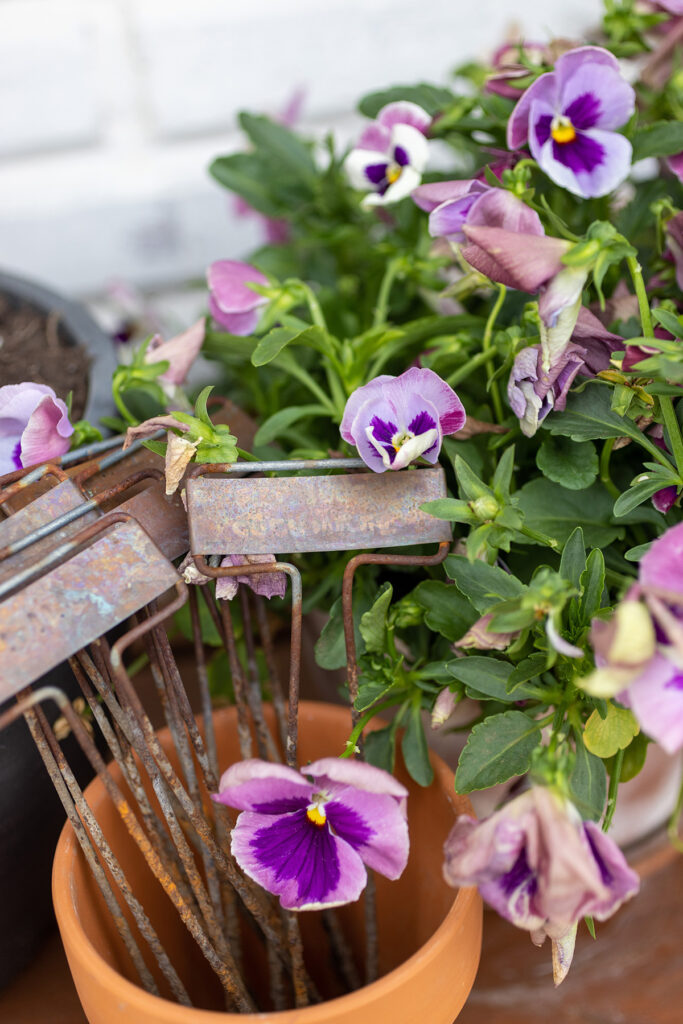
[
  {"left": 214, "top": 757, "right": 409, "bottom": 910},
  {"left": 508, "top": 46, "right": 635, "bottom": 199},
  {"left": 345, "top": 102, "right": 431, "bottom": 207},
  {"left": 341, "top": 367, "right": 466, "bottom": 473},
  {"left": 0, "top": 382, "right": 74, "bottom": 477}
]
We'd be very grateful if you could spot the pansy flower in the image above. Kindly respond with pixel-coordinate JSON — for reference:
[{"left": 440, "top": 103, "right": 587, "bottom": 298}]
[
  {"left": 0, "top": 382, "right": 74, "bottom": 476},
  {"left": 214, "top": 758, "right": 409, "bottom": 910},
  {"left": 344, "top": 102, "right": 431, "bottom": 207},
  {"left": 207, "top": 260, "right": 269, "bottom": 336},
  {"left": 507, "top": 46, "right": 635, "bottom": 199},
  {"left": 340, "top": 367, "right": 465, "bottom": 473}
]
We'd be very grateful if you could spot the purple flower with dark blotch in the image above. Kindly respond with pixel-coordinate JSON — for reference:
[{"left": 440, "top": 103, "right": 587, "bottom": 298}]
[
  {"left": 507, "top": 46, "right": 635, "bottom": 199},
  {"left": 215, "top": 554, "right": 287, "bottom": 602},
  {"left": 340, "top": 367, "right": 466, "bottom": 472},
  {"left": 0, "top": 383, "right": 74, "bottom": 476},
  {"left": 345, "top": 102, "right": 431, "bottom": 207},
  {"left": 207, "top": 260, "right": 270, "bottom": 336},
  {"left": 213, "top": 757, "right": 409, "bottom": 910},
  {"left": 443, "top": 786, "right": 639, "bottom": 982},
  {"left": 507, "top": 342, "right": 585, "bottom": 436}
]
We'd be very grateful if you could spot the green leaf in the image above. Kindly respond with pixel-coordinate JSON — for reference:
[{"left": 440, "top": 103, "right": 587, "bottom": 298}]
[
  {"left": 605, "top": 732, "right": 648, "bottom": 783},
  {"left": 652, "top": 307, "right": 683, "bottom": 339},
  {"left": 194, "top": 385, "right": 214, "bottom": 427},
  {"left": 358, "top": 83, "right": 454, "bottom": 118},
  {"left": 454, "top": 455, "right": 493, "bottom": 501},
  {"left": 412, "top": 580, "right": 477, "bottom": 642},
  {"left": 421, "top": 498, "right": 472, "bottom": 523},
  {"left": 239, "top": 113, "right": 317, "bottom": 183},
  {"left": 613, "top": 474, "right": 677, "bottom": 517},
  {"left": 583, "top": 703, "right": 640, "bottom": 758},
  {"left": 559, "top": 527, "right": 586, "bottom": 588},
  {"left": 315, "top": 591, "right": 373, "bottom": 670},
  {"left": 506, "top": 653, "right": 548, "bottom": 694},
  {"left": 355, "top": 678, "right": 394, "bottom": 713},
  {"left": 209, "top": 153, "right": 287, "bottom": 218},
  {"left": 624, "top": 541, "right": 652, "bottom": 562},
  {"left": 252, "top": 326, "right": 328, "bottom": 367},
  {"left": 536, "top": 436, "right": 598, "bottom": 490},
  {"left": 542, "top": 386, "right": 644, "bottom": 443},
  {"left": 359, "top": 583, "right": 393, "bottom": 654},
  {"left": 364, "top": 724, "right": 396, "bottom": 773},
  {"left": 579, "top": 548, "right": 606, "bottom": 623},
  {"left": 492, "top": 444, "right": 515, "bottom": 495},
  {"left": 517, "top": 479, "right": 624, "bottom": 548},
  {"left": 569, "top": 739, "right": 607, "bottom": 822},
  {"left": 254, "top": 404, "right": 328, "bottom": 446},
  {"left": 455, "top": 710, "right": 542, "bottom": 793},
  {"left": 447, "top": 657, "right": 537, "bottom": 702},
  {"left": 632, "top": 120, "right": 683, "bottom": 161},
  {"left": 401, "top": 702, "right": 434, "bottom": 787},
  {"left": 445, "top": 555, "right": 525, "bottom": 613}
]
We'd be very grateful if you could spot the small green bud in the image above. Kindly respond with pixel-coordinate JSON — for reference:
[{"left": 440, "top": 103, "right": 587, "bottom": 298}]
[{"left": 470, "top": 495, "right": 500, "bottom": 522}]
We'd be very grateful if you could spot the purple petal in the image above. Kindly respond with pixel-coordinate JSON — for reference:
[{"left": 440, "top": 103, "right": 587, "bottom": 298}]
[
  {"left": 581, "top": 823, "right": 640, "bottom": 917},
  {"left": 552, "top": 133, "right": 607, "bottom": 176},
  {"left": 465, "top": 188, "right": 545, "bottom": 236},
  {"left": 639, "top": 522, "right": 683, "bottom": 594},
  {"left": 626, "top": 652, "right": 683, "bottom": 754},
  {"left": 215, "top": 554, "right": 287, "bottom": 602},
  {"left": 214, "top": 759, "right": 312, "bottom": 812},
  {"left": 386, "top": 366, "right": 465, "bottom": 435},
  {"left": 557, "top": 55, "right": 634, "bottom": 131},
  {"left": 231, "top": 809, "right": 367, "bottom": 909},
  {"left": 653, "top": 485, "right": 678, "bottom": 514},
  {"left": 571, "top": 307, "right": 623, "bottom": 374},
  {"left": 376, "top": 101, "right": 431, "bottom": 135},
  {"left": 462, "top": 225, "right": 569, "bottom": 291},
  {"left": 326, "top": 789, "right": 409, "bottom": 879},
  {"left": 535, "top": 129, "right": 632, "bottom": 199},
  {"left": 668, "top": 151, "right": 683, "bottom": 182},
  {"left": 564, "top": 92, "right": 602, "bottom": 131},
  {"left": 207, "top": 260, "right": 269, "bottom": 315},
  {"left": 340, "top": 375, "right": 393, "bottom": 443},
  {"left": 19, "top": 393, "right": 73, "bottom": 469},
  {"left": 208, "top": 295, "right": 261, "bottom": 336},
  {"left": 306, "top": 756, "right": 409, "bottom": 803},
  {"left": 356, "top": 123, "right": 391, "bottom": 152},
  {"left": 507, "top": 70, "right": 558, "bottom": 149},
  {"left": 429, "top": 192, "right": 486, "bottom": 242},
  {"left": 389, "top": 123, "right": 429, "bottom": 173},
  {"left": 412, "top": 179, "right": 483, "bottom": 213}
]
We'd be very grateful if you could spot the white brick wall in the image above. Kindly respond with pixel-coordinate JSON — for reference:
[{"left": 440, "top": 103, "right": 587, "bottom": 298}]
[{"left": 0, "top": 0, "right": 600, "bottom": 298}]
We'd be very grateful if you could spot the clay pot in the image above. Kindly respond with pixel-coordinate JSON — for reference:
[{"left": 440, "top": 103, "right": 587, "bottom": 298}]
[{"left": 53, "top": 701, "right": 482, "bottom": 1023}]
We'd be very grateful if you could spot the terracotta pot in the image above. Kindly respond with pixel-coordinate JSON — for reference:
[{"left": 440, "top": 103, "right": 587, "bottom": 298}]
[{"left": 53, "top": 701, "right": 482, "bottom": 1023}]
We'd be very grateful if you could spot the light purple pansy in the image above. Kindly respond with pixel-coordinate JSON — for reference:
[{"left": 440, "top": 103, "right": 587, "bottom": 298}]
[
  {"left": 507, "top": 342, "right": 585, "bottom": 436},
  {"left": 340, "top": 367, "right": 466, "bottom": 473},
  {"left": 413, "top": 179, "right": 491, "bottom": 243},
  {"left": 344, "top": 102, "right": 431, "bottom": 207},
  {"left": 0, "top": 383, "right": 74, "bottom": 477},
  {"left": 207, "top": 260, "right": 270, "bottom": 336},
  {"left": 443, "top": 786, "right": 639, "bottom": 983},
  {"left": 507, "top": 46, "right": 635, "bottom": 199},
  {"left": 214, "top": 757, "right": 409, "bottom": 910}
]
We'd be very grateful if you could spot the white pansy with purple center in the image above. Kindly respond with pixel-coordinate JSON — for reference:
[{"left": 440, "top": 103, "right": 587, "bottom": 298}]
[
  {"left": 340, "top": 367, "right": 466, "bottom": 473},
  {"left": 0, "top": 382, "right": 74, "bottom": 477},
  {"left": 345, "top": 102, "right": 431, "bottom": 207},
  {"left": 213, "top": 757, "right": 409, "bottom": 910},
  {"left": 507, "top": 46, "right": 635, "bottom": 199}
]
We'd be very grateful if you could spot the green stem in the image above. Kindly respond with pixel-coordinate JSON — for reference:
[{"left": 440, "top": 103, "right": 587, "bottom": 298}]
[
  {"left": 660, "top": 395, "right": 683, "bottom": 480},
  {"left": 519, "top": 525, "right": 560, "bottom": 550},
  {"left": 599, "top": 438, "right": 620, "bottom": 500},
  {"left": 236, "top": 448, "right": 259, "bottom": 462},
  {"left": 339, "top": 698, "right": 405, "bottom": 758},
  {"left": 111, "top": 382, "right": 137, "bottom": 426},
  {"left": 372, "top": 258, "right": 403, "bottom": 328},
  {"left": 602, "top": 748, "right": 624, "bottom": 833},
  {"left": 626, "top": 255, "right": 654, "bottom": 339},
  {"left": 482, "top": 284, "right": 506, "bottom": 423},
  {"left": 298, "top": 282, "right": 327, "bottom": 331},
  {"left": 446, "top": 349, "right": 492, "bottom": 388},
  {"left": 279, "top": 356, "right": 337, "bottom": 416}
]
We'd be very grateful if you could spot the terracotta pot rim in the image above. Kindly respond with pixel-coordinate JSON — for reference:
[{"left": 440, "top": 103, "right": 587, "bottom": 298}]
[{"left": 53, "top": 700, "right": 480, "bottom": 1021}]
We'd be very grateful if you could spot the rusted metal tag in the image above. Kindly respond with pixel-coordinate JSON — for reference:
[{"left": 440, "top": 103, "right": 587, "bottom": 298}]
[
  {"left": 0, "top": 518, "right": 179, "bottom": 698},
  {"left": 187, "top": 467, "right": 452, "bottom": 554}
]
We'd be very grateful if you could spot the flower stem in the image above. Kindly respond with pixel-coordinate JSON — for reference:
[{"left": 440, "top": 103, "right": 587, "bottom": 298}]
[
  {"left": 339, "top": 698, "right": 404, "bottom": 758},
  {"left": 519, "top": 524, "right": 560, "bottom": 550},
  {"left": 626, "top": 255, "right": 654, "bottom": 339},
  {"left": 660, "top": 395, "right": 683, "bottom": 481},
  {"left": 602, "top": 748, "right": 624, "bottom": 833},
  {"left": 298, "top": 282, "right": 327, "bottom": 331},
  {"left": 372, "top": 258, "right": 403, "bottom": 328},
  {"left": 482, "top": 284, "right": 506, "bottom": 423},
  {"left": 446, "top": 349, "right": 491, "bottom": 388},
  {"left": 599, "top": 438, "right": 620, "bottom": 500}
]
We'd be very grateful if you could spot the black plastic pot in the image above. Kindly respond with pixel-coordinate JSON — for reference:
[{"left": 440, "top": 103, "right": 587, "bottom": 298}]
[{"left": 0, "top": 268, "right": 117, "bottom": 988}]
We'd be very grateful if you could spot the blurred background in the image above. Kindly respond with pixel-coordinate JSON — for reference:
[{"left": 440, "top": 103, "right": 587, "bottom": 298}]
[{"left": 0, "top": 0, "right": 600, "bottom": 319}]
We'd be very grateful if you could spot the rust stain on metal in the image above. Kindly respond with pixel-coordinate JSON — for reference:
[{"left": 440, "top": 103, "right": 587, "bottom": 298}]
[
  {"left": 187, "top": 467, "right": 452, "bottom": 554},
  {"left": 0, "top": 518, "right": 179, "bottom": 698}
]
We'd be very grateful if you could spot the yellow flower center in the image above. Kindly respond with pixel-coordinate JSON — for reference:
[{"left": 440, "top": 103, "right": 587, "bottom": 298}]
[
  {"left": 306, "top": 802, "right": 327, "bottom": 827},
  {"left": 386, "top": 163, "right": 402, "bottom": 185},
  {"left": 551, "top": 116, "right": 576, "bottom": 145}
]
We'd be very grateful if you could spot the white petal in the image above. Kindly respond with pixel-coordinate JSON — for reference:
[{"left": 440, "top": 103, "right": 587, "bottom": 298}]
[
  {"left": 344, "top": 148, "right": 387, "bottom": 190},
  {"left": 363, "top": 166, "right": 422, "bottom": 208},
  {"left": 391, "top": 122, "right": 429, "bottom": 173}
]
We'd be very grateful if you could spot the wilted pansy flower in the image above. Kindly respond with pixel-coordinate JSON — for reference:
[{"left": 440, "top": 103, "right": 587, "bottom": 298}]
[
  {"left": 144, "top": 318, "right": 206, "bottom": 390},
  {"left": 413, "top": 179, "right": 492, "bottom": 243},
  {"left": 0, "top": 382, "right": 74, "bottom": 476},
  {"left": 443, "top": 786, "right": 639, "bottom": 984},
  {"left": 507, "top": 46, "right": 635, "bottom": 199},
  {"left": 344, "top": 102, "right": 431, "bottom": 207},
  {"left": 177, "top": 552, "right": 287, "bottom": 601},
  {"left": 207, "top": 260, "right": 269, "bottom": 336},
  {"left": 508, "top": 343, "right": 585, "bottom": 436},
  {"left": 340, "top": 367, "right": 466, "bottom": 472},
  {"left": 214, "top": 757, "right": 409, "bottom": 910}
]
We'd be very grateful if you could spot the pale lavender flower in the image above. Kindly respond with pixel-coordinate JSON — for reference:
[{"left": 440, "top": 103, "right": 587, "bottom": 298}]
[
  {"left": 443, "top": 786, "right": 639, "bottom": 982},
  {"left": 431, "top": 688, "right": 458, "bottom": 727},
  {"left": 144, "top": 318, "right": 205, "bottom": 388},
  {"left": 0, "top": 383, "right": 74, "bottom": 476},
  {"left": 340, "top": 367, "right": 465, "bottom": 472},
  {"left": 207, "top": 260, "right": 269, "bottom": 335},
  {"left": 507, "top": 46, "right": 635, "bottom": 198},
  {"left": 215, "top": 554, "right": 287, "bottom": 602},
  {"left": 413, "top": 179, "right": 491, "bottom": 243},
  {"left": 344, "top": 102, "right": 431, "bottom": 207},
  {"left": 507, "top": 343, "right": 585, "bottom": 436},
  {"left": 213, "top": 757, "right": 409, "bottom": 910}
]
